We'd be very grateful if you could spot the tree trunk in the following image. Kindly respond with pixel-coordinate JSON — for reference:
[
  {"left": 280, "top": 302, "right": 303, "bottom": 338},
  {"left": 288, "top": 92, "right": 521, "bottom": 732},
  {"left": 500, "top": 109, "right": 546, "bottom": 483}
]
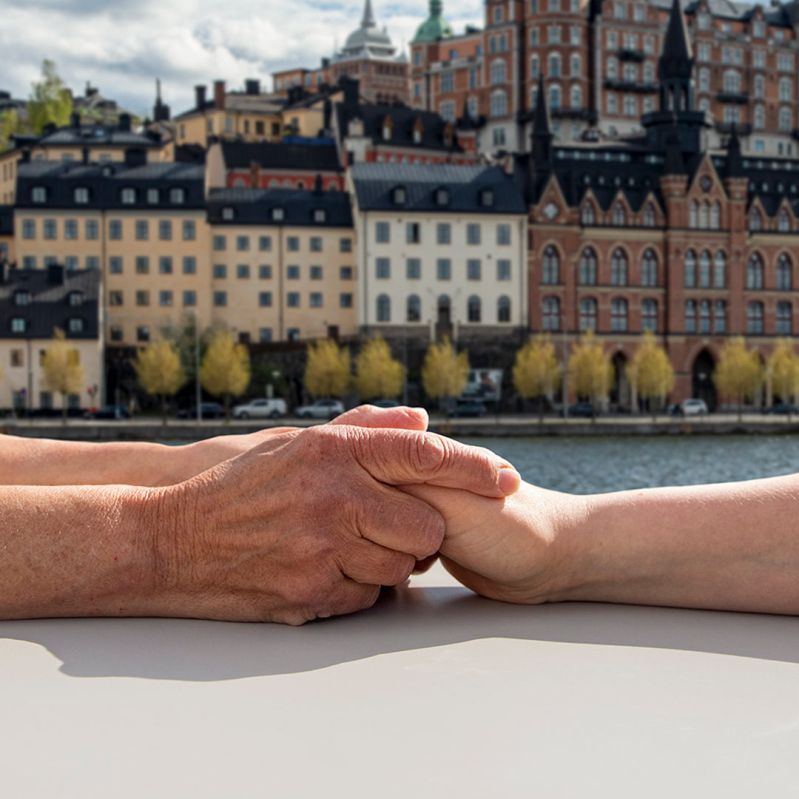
[
  {"left": 61, "top": 393, "right": 68, "bottom": 426},
  {"left": 224, "top": 394, "right": 231, "bottom": 423},
  {"left": 161, "top": 394, "right": 168, "bottom": 427}
]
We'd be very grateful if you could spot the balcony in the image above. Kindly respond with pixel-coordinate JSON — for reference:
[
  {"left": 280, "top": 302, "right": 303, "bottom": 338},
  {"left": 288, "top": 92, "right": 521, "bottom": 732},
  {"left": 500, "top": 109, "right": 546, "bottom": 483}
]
[
  {"left": 618, "top": 48, "right": 646, "bottom": 62},
  {"left": 604, "top": 79, "right": 658, "bottom": 94},
  {"left": 716, "top": 90, "right": 749, "bottom": 105},
  {"left": 715, "top": 121, "right": 752, "bottom": 136},
  {"left": 551, "top": 106, "right": 596, "bottom": 121}
]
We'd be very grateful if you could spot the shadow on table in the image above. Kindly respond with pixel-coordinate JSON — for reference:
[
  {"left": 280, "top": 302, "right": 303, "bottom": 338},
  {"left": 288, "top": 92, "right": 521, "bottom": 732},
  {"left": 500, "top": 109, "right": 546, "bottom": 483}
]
[{"left": 2, "top": 585, "right": 799, "bottom": 681}]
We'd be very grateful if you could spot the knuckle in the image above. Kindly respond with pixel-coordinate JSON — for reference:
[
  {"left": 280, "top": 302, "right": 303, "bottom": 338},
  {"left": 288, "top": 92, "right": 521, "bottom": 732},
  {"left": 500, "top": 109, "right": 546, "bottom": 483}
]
[{"left": 409, "top": 433, "right": 449, "bottom": 477}]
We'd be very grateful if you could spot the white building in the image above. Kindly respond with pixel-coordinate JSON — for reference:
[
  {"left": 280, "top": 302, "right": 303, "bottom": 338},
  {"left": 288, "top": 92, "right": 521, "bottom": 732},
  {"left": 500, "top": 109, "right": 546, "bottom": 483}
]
[{"left": 350, "top": 162, "right": 529, "bottom": 342}]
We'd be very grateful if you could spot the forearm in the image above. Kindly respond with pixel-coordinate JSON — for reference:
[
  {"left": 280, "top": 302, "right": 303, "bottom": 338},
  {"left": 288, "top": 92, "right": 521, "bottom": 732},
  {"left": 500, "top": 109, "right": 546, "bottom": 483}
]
[
  {"left": 563, "top": 475, "right": 799, "bottom": 614},
  {"left": 0, "top": 483, "right": 159, "bottom": 619}
]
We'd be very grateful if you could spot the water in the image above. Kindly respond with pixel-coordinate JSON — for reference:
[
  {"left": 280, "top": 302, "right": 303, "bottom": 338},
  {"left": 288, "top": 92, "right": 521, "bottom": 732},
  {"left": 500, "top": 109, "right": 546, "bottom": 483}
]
[{"left": 461, "top": 435, "right": 799, "bottom": 495}]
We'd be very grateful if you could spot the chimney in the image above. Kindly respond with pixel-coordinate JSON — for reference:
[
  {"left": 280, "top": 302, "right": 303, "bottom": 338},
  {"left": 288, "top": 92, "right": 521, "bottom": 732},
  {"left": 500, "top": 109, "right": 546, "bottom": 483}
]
[
  {"left": 118, "top": 113, "right": 132, "bottom": 132},
  {"left": 341, "top": 76, "right": 359, "bottom": 109},
  {"left": 214, "top": 80, "right": 226, "bottom": 110},
  {"left": 195, "top": 84, "right": 207, "bottom": 109},
  {"left": 43, "top": 122, "right": 57, "bottom": 137},
  {"left": 70, "top": 112, "right": 81, "bottom": 128},
  {"left": 47, "top": 263, "right": 65, "bottom": 285},
  {"left": 20, "top": 149, "right": 31, "bottom": 164},
  {"left": 124, "top": 147, "right": 147, "bottom": 168},
  {"left": 245, "top": 79, "right": 261, "bottom": 96}
]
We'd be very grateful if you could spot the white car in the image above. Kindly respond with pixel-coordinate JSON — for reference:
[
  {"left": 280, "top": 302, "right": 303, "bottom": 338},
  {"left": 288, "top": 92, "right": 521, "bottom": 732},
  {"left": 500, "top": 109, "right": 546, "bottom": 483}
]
[
  {"left": 295, "top": 399, "right": 345, "bottom": 420},
  {"left": 680, "top": 399, "right": 709, "bottom": 417},
  {"left": 232, "top": 398, "right": 287, "bottom": 420}
]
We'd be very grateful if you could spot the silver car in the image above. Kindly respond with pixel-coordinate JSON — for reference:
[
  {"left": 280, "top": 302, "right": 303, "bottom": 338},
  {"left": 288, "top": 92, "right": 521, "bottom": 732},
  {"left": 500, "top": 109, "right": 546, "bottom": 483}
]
[{"left": 295, "top": 399, "right": 345, "bottom": 420}]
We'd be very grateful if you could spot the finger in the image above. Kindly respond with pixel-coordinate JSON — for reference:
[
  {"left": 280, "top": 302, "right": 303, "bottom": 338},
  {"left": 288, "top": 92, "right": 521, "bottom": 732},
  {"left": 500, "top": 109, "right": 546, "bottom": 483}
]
[
  {"left": 332, "top": 405, "right": 428, "bottom": 431},
  {"left": 353, "top": 481, "right": 445, "bottom": 559},
  {"left": 413, "top": 555, "right": 439, "bottom": 575},
  {"left": 439, "top": 556, "right": 500, "bottom": 601},
  {"left": 347, "top": 427, "right": 521, "bottom": 498},
  {"left": 316, "top": 580, "right": 381, "bottom": 620},
  {"left": 340, "top": 539, "right": 416, "bottom": 586}
]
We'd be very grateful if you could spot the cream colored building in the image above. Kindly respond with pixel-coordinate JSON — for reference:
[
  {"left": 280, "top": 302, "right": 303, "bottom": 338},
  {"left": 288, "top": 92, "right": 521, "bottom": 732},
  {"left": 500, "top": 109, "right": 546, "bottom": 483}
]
[
  {"left": 207, "top": 188, "right": 357, "bottom": 342},
  {"left": 350, "top": 163, "right": 528, "bottom": 339},
  {"left": 0, "top": 264, "right": 103, "bottom": 411}
]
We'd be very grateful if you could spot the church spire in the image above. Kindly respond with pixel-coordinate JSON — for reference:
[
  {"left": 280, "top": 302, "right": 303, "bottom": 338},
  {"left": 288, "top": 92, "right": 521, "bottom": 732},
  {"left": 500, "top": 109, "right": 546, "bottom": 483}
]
[
  {"left": 532, "top": 75, "right": 553, "bottom": 169},
  {"left": 362, "top": 0, "right": 376, "bottom": 28},
  {"left": 658, "top": 0, "right": 694, "bottom": 112}
]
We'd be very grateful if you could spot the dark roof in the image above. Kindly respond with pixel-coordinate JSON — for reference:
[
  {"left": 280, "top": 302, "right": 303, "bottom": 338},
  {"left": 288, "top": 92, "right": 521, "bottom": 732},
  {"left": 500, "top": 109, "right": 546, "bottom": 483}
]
[
  {"left": 39, "top": 124, "right": 162, "bottom": 149},
  {"left": 207, "top": 187, "right": 353, "bottom": 228},
  {"left": 351, "top": 163, "right": 526, "bottom": 214},
  {"left": 220, "top": 140, "right": 342, "bottom": 172},
  {"left": 16, "top": 161, "right": 205, "bottom": 210},
  {"left": 0, "top": 266, "right": 100, "bottom": 340},
  {"left": 0, "top": 205, "right": 13, "bottom": 237}
]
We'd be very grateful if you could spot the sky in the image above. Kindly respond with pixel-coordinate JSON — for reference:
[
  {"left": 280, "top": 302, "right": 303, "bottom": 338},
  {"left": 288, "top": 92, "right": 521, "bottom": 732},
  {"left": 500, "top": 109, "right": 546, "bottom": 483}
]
[{"left": 0, "top": 0, "right": 483, "bottom": 119}]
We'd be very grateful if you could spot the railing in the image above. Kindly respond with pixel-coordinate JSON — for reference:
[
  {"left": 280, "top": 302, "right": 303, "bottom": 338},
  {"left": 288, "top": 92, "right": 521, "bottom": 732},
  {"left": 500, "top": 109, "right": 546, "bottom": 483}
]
[
  {"left": 716, "top": 91, "right": 749, "bottom": 105},
  {"left": 603, "top": 79, "right": 658, "bottom": 93},
  {"left": 551, "top": 106, "right": 596, "bottom": 121},
  {"left": 715, "top": 121, "right": 752, "bottom": 135},
  {"left": 618, "top": 48, "right": 646, "bottom": 63}
]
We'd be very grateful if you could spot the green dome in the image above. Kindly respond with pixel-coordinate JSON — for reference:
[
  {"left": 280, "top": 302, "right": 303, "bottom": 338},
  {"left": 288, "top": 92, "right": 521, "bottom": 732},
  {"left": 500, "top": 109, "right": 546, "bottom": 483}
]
[{"left": 412, "top": 0, "right": 453, "bottom": 43}]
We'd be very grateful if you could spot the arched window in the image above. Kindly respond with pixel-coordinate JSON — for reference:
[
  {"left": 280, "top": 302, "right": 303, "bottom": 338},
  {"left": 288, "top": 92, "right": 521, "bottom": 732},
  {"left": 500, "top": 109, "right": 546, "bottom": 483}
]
[
  {"left": 406, "top": 294, "right": 421, "bottom": 322},
  {"left": 581, "top": 202, "right": 595, "bottom": 226},
  {"left": 699, "top": 68, "right": 710, "bottom": 93},
  {"left": 699, "top": 300, "right": 712, "bottom": 334},
  {"left": 684, "top": 250, "right": 697, "bottom": 288},
  {"left": 723, "top": 69, "right": 741, "bottom": 93},
  {"left": 548, "top": 53, "right": 561, "bottom": 78},
  {"left": 543, "top": 296, "right": 561, "bottom": 331},
  {"left": 714, "top": 301, "right": 727, "bottom": 334},
  {"left": 531, "top": 55, "right": 540, "bottom": 79},
  {"left": 643, "top": 203, "right": 656, "bottom": 227},
  {"left": 467, "top": 295, "right": 482, "bottom": 323},
  {"left": 749, "top": 208, "right": 762, "bottom": 231},
  {"left": 542, "top": 246, "right": 560, "bottom": 284},
  {"left": 579, "top": 298, "right": 598, "bottom": 332},
  {"left": 611, "top": 298, "right": 628, "bottom": 332},
  {"left": 711, "top": 202, "right": 721, "bottom": 230},
  {"left": 642, "top": 299, "right": 658, "bottom": 332},
  {"left": 613, "top": 203, "right": 626, "bottom": 226},
  {"left": 746, "top": 253, "right": 764, "bottom": 289},
  {"left": 570, "top": 53, "right": 582, "bottom": 77},
  {"left": 607, "top": 57, "right": 618, "bottom": 80},
  {"left": 714, "top": 251, "right": 727, "bottom": 289},
  {"left": 699, "top": 251, "right": 712, "bottom": 288},
  {"left": 747, "top": 301, "right": 765, "bottom": 334},
  {"left": 777, "top": 254, "right": 793, "bottom": 290},
  {"left": 689, "top": 201, "right": 699, "bottom": 228},
  {"left": 579, "top": 248, "right": 597, "bottom": 285},
  {"left": 754, "top": 105, "right": 766, "bottom": 130},
  {"left": 699, "top": 202, "right": 709, "bottom": 229},
  {"left": 570, "top": 84, "right": 582, "bottom": 108},
  {"left": 780, "top": 107, "right": 793, "bottom": 132},
  {"left": 778, "top": 209, "right": 791, "bottom": 232},
  {"left": 611, "top": 248, "right": 628, "bottom": 286},
  {"left": 490, "top": 90, "right": 508, "bottom": 117},
  {"left": 376, "top": 294, "right": 391, "bottom": 323},
  {"left": 497, "top": 295, "right": 512, "bottom": 323},
  {"left": 779, "top": 77, "right": 793, "bottom": 102},
  {"left": 491, "top": 59, "right": 507, "bottom": 84},
  {"left": 549, "top": 84, "right": 562, "bottom": 110},
  {"left": 641, "top": 249, "right": 658, "bottom": 287},
  {"left": 777, "top": 302, "right": 793, "bottom": 335},
  {"left": 685, "top": 300, "right": 697, "bottom": 334}
]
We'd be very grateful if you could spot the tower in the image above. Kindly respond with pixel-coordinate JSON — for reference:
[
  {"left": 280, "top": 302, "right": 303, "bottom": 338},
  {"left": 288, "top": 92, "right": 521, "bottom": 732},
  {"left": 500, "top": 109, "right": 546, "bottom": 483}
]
[{"left": 531, "top": 75, "right": 553, "bottom": 171}]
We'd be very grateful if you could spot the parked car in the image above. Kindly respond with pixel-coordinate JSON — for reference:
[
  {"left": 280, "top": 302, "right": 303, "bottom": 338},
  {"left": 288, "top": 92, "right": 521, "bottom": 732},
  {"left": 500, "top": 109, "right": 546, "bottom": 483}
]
[
  {"left": 176, "top": 402, "right": 225, "bottom": 420},
  {"left": 295, "top": 399, "right": 345, "bottom": 420},
  {"left": 447, "top": 399, "right": 487, "bottom": 418},
  {"left": 764, "top": 402, "right": 799, "bottom": 415},
  {"left": 371, "top": 399, "right": 400, "bottom": 409},
  {"left": 675, "top": 399, "right": 709, "bottom": 417},
  {"left": 564, "top": 402, "right": 597, "bottom": 419},
  {"left": 232, "top": 398, "right": 288, "bottom": 420},
  {"left": 85, "top": 405, "right": 131, "bottom": 421}
]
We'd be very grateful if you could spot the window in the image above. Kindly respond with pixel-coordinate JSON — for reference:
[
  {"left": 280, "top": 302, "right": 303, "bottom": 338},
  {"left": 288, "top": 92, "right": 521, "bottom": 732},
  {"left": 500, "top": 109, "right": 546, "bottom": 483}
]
[
  {"left": 159, "top": 256, "right": 173, "bottom": 275},
  {"left": 610, "top": 298, "right": 628, "bottom": 332},
  {"left": 136, "top": 290, "right": 150, "bottom": 307},
  {"left": 406, "top": 223, "right": 421, "bottom": 244},
  {"left": 754, "top": 105, "right": 766, "bottom": 130},
  {"left": 777, "top": 302, "right": 793, "bottom": 335},
  {"left": 611, "top": 248, "right": 628, "bottom": 286},
  {"left": 643, "top": 204, "right": 656, "bottom": 228},
  {"left": 684, "top": 250, "right": 697, "bottom": 288},
  {"left": 121, "top": 188, "right": 136, "bottom": 205},
  {"left": 135, "top": 256, "right": 149, "bottom": 275},
  {"left": 570, "top": 53, "right": 582, "bottom": 78},
  {"left": 437, "top": 258, "right": 452, "bottom": 280},
  {"left": 259, "top": 235, "right": 272, "bottom": 252},
  {"left": 407, "top": 294, "right": 421, "bottom": 323},
  {"left": 714, "top": 251, "right": 727, "bottom": 289},
  {"left": 137, "top": 326, "right": 150, "bottom": 343},
  {"left": 778, "top": 209, "right": 791, "bottom": 233},
  {"left": 697, "top": 300, "right": 711, "bottom": 335},
  {"left": 310, "top": 292, "right": 323, "bottom": 308},
  {"left": 32, "top": 187, "right": 47, "bottom": 204},
  {"left": 698, "top": 251, "right": 712, "bottom": 289},
  {"left": 287, "top": 292, "right": 300, "bottom": 308},
  {"left": 22, "top": 219, "right": 36, "bottom": 239},
  {"left": 236, "top": 235, "right": 250, "bottom": 252},
  {"left": 642, "top": 299, "right": 658, "bottom": 332},
  {"left": 259, "top": 265, "right": 273, "bottom": 280},
  {"left": 467, "top": 259, "right": 482, "bottom": 281},
  {"left": 214, "top": 291, "right": 228, "bottom": 308},
  {"left": 287, "top": 265, "right": 300, "bottom": 280},
  {"left": 497, "top": 224, "right": 512, "bottom": 246},
  {"left": 543, "top": 296, "right": 560, "bottom": 331},
  {"left": 406, "top": 258, "right": 421, "bottom": 280},
  {"left": 542, "top": 246, "right": 560, "bottom": 284},
  {"left": 392, "top": 187, "right": 406, "bottom": 205},
  {"left": 13, "top": 290, "right": 30, "bottom": 307},
  {"left": 64, "top": 219, "right": 78, "bottom": 240},
  {"left": 213, "top": 235, "right": 226, "bottom": 251},
  {"left": 170, "top": 188, "right": 185, "bottom": 205},
  {"left": 310, "top": 236, "right": 323, "bottom": 252},
  {"left": 376, "top": 258, "right": 390, "bottom": 279},
  {"left": 237, "top": 264, "right": 251, "bottom": 279},
  {"left": 747, "top": 301, "right": 764, "bottom": 334},
  {"left": 684, "top": 300, "right": 697, "bottom": 334},
  {"left": 468, "top": 295, "right": 482, "bottom": 323},
  {"left": 570, "top": 84, "right": 583, "bottom": 108},
  {"left": 612, "top": 203, "right": 626, "bottom": 226},
  {"left": 780, "top": 107, "right": 793, "bottom": 132},
  {"left": 579, "top": 298, "right": 597, "bottom": 332},
  {"left": 159, "top": 291, "right": 173, "bottom": 307},
  {"left": 777, "top": 254, "right": 793, "bottom": 290},
  {"left": 86, "top": 219, "right": 99, "bottom": 240},
  {"left": 641, "top": 249, "right": 657, "bottom": 287},
  {"left": 183, "top": 290, "right": 197, "bottom": 307},
  {"left": 466, "top": 223, "right": 481, "bottom": 245},
  {"left": 714, "top": 301, "right": 727, "bottom": 334},
  {"left": 213, "top": 264, "right": 227, "bottom": 279},
  {"left": 109, "top": 220, "right": 122, "bottom": 240},
  {"left": 183, "top": 256, "right": 196, "bottom": 275},
  {"left": 497, "top": 296, "right": 512, "bottom": 323},
  {"left": 549, "top": 85, "right": 562, "bottom": 111},
  {"left": 747, "top": 254, "right": 764, "bottom": 289},
  {"left": 376, "top": 294, "right": 391, "bottom": 323},
  {"left": 159, "top": 220, "right": 172, "bottom": 241},
  {"left": 581, "top": 203, "right": 595, "bottom": 226},
  {"left": 779, "top": 77, "right": 793, "bottom": 103},
  {"left": 579, "top": 249, "right": 597, "bottom": 285},
  {"left": 109, "top": 256, "right": 123, "bottom": 274},
  {"left": 340, "top": 293, "right": 353, "bottom": 309},
  {"left": 287, "top": 236, "right": 300, "bottom": 252},
  {"left": 437, "top": 223, "right": 451, "bottom": 245},
  {"left": 749, "top": 209, "right": 763, "bottom": 232},
  {"left": 491, "top": 59, "right": 507, "bottom": 85},
  {"left": 340, "top": 238, "right": 352, "bottom": 253},
  {"left": 135, "top": 220, "right": 149, "bottom": 241},
  {"left": 497, "top": 260, "right": 511, "bottom": 281},
  {"left": 490, "top": 90, "right": 508, "bottom": 117},
  {"left": 258, "top": 291, "right": 273, "bottom": 308},
  {"left": 376, "top": 222, "right": 391, "bottom": 243},
  {"left": 272, "top": 208, "right": 284, "bottom": 222}
]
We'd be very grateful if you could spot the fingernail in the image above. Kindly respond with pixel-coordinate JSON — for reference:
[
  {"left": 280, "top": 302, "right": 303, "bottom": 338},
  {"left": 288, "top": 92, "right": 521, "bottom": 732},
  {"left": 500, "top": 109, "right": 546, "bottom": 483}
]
[{"left": 497, "top": 467, "right": 521, "bottom": 495}]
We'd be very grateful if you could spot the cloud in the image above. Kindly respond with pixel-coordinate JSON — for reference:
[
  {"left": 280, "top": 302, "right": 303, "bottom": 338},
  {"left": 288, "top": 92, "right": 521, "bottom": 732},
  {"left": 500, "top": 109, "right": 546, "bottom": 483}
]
[{"left": 0, "top": 0, "right": 483, "bottom": 118}]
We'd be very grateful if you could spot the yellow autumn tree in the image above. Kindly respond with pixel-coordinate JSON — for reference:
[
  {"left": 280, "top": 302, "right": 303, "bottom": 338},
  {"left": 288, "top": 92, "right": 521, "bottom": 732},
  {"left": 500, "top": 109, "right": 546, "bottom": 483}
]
[
  {"left": 768, "top": 339, "right": 799, "bottom": 418},
  {"left": 568, "top": 331, "right": 612, "bottom": 417},
  {"left": 134, "top": 339, "right": 186, "bottom": 425},
  {"left": 304, "top": 339, "right": 351, "bottom": 399},
  {"left": 713, "top": 337, "right": 764, "bottom": 421},
  {"left": 0, "top": 109, "right": 20, "bottom": 152},
  {"left": 200, "top": 330, "right": 251, "bottom": 419},
  {"left": 422, "top": 337, "right": 469, "bottom": 409},
  {"left": 355, "top": 336, "right": 404, "bottom": 401},
  {"left": 627, "top": 331, "right": 675, "bottom": 419},
  {"left": 42, "top": 328, "right": 85, "bottom": 424},
  {"left": 513, "top": 335, "right": 561, "bottom": 421}
]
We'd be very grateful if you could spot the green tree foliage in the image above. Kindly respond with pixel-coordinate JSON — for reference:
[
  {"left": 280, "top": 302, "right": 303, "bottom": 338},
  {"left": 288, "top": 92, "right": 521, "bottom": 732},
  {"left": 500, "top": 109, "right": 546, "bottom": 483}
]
[
  {"left": 28, "top": 60, "right": 72, "bottom": 134},
  {"left": 0, "top": 109, "right": 21, "bottom": 152}
]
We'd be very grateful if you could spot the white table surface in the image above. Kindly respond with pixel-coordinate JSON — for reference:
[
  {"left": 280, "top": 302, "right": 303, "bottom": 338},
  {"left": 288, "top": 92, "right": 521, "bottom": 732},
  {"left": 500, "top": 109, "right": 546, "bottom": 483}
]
[{"left": 1, "top": 563, "right": 798, "bottom": 798}]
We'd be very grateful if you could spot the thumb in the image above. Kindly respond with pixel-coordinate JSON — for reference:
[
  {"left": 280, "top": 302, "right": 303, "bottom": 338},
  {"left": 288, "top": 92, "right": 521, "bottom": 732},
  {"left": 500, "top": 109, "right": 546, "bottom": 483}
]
[{"left": 331, "top": 405, "right": 429, "bottom": 432}]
